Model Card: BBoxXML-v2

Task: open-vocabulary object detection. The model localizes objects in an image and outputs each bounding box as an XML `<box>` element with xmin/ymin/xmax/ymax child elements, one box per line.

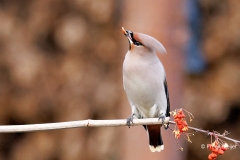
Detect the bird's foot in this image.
<box><xmin>158</xmin><ymin>114</ymin><xmax>169</xmax><ymax>130</ymax></box>
<box><xmin>158</xmin><ymin>114</ymin><xmax>166</xmax><ymax>123</ymax></box>
<box><xmin>126</xmin><ymin>114</ymin><xmax>135</xmax><ymax>128</ymax></box>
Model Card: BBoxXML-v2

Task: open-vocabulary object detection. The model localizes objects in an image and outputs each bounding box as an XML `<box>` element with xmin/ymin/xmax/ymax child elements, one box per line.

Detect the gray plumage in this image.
<box><xmin>122</xmin><ymin>27</ymin><xmax>170</xmax><ymax>152</ymax></box>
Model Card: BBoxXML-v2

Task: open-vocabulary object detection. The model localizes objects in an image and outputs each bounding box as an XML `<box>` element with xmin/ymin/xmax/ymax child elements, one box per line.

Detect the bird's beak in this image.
<box><xmin>122</xmin><ymin>27</ymin><xmax>127</xmax><ymax>35</ymax></box>
<box><xmin>122</xmin><ymin>27</ymin><xmax>133</xmax><ymax>42</ymax></box>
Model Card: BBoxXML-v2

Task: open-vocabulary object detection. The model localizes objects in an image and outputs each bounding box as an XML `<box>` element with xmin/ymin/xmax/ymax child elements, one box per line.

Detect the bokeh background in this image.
<box><xmin>0</xmin><ymin>0</ymin><xmax>239</xmax><ymax>160</ymax></box>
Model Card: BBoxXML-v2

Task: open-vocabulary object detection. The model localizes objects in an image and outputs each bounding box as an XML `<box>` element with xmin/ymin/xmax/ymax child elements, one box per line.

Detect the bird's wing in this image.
<box><xmin>164</xmin><ymin>78</ymin><xmax>170</xmax><ymax>117</ymax></box>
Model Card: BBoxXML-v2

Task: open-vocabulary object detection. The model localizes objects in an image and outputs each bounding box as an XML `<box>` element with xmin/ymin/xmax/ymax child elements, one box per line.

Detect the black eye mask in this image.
<box><xmin>126</xmin><ymin>30</ymin><xmax>143</xmax><ymax>46</ymax></box>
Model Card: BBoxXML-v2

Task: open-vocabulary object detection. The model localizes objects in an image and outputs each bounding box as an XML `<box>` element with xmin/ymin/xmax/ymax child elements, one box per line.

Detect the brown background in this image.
<box><xmin>0</xmin><ymin>0</ymin><xmax>239</xmax><ymax>160</ymax></box>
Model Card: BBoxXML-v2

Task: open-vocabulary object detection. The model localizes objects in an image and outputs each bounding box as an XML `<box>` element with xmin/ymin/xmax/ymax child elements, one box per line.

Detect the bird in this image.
<box><xmin>122</xmin><ymin>27</ymin><xmax>170</xmax><ymax>152</ymax></box>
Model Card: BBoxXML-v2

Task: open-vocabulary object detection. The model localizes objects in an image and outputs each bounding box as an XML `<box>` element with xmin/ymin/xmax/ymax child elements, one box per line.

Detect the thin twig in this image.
<box><xmin>168</xmin><ymin>121</ymin><xmax>240</xmax><ymax>145</ymax></box>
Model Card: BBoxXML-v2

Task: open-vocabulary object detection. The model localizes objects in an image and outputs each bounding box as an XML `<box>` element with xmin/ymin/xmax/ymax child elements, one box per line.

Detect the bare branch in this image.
<box><xmin>0</xmin><ymin>117</ymin><xmax>170</xmax><ymax>133</ymax></box>
<box><xmin>0</xmin><ymin>118</ymin><xmax>239</xmax><ymax>146</ymax></box>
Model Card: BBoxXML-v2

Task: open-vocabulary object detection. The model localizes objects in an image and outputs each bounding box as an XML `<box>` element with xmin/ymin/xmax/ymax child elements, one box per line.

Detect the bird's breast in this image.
<box><xmin>123</xmin><ymin>54</ymin><xmax>166</xmax><ymax>110</ymax></box>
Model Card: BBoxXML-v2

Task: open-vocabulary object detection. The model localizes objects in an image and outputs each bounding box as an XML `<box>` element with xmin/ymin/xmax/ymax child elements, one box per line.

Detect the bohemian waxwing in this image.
<box><xmin>122</xmin><ymin>27</ymin><xmax>170</xmax><ymax>152</ymax></box>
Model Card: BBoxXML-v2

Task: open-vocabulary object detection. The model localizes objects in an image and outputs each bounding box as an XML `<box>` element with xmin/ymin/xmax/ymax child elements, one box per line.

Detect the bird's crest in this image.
<box><xmin>133</xmin><ymin>32</ymin><xmax>167</xmax><ymax>55</ymax></box>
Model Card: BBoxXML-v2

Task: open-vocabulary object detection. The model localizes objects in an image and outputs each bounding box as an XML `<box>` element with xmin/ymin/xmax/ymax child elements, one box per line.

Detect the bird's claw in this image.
<box><xmin>126</xmin><ymin>114</ymin><xmax>134</xmax><ymax>128</ymax></box>
<box><xmin>163</xmin><ymin>122</ymin><xmax>169</xmax><ymax>130</ymax></box>
<box><xmin>158</xmin><ymin>114</ymin><xmax>169</xmax><ymax>130</ymax></box>
<box><xmin>158</xmin><ymin>114</ymin><xmax>166</xmax><ymax>123</ymax></box>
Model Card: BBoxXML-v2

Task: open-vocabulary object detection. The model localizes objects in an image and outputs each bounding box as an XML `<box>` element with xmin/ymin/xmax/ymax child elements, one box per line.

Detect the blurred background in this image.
<box><xmin>0</xmin><ymin>0</ymin><xmax>239</xmax><ymax>160</ymax></box>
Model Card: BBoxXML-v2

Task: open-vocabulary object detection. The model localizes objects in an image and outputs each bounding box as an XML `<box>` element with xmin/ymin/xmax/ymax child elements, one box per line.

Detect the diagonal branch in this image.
<box><xmin>168</xmin><ymin>121</ymin><xmax>240</xmax><ymax>145</ymax></box>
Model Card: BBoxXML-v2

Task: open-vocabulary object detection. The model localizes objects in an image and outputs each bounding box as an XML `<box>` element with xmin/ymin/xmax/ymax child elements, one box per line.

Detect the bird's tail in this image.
<box><xmin>146</xmin><ymin>125</ymin><xmax>164</xmax><ymax>152</ymax></box>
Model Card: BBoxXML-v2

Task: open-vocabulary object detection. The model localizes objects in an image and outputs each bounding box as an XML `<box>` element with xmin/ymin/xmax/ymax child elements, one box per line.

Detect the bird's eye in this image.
<box><xmin>134</xmin><ymin>41</ymin><xmax>143</xmax><ymax>46</ymax></box>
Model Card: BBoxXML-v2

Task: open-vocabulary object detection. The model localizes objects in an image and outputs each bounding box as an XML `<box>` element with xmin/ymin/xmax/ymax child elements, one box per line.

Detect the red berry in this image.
<box><xmin>211</xmin><ymin>147</ymin><xmax>218</xmax><ymax>153</ymax></box>
<box><xmin>208</xmin><ymin>144</ymin><xmax>213</xmax><ymax>150</ymax></box>
<box><xmin>208</xmin><ymin>154</ymin><xmax>213</xmax><ymax>160</ymax></box>
<box><xmin>208</xmin><ymin>153</ymin><xmax>217</xmax><ymax>160</ymax></box>
<box><xmin>210</xmin><ymin>152</ymin><xmax>217</xmax><ymax>158</ymax></box>
<box><xmin>221</xmin><ymin>143</ymin><xmax>228</xmax><ymax>151</ymax></box>
<box><xmin>218</xmin><ymin>149</ymin><xmax>224</xmax><ymax>155</ymax></box>
<box><xmin>175</xmin><ymin>119</ymin><xmax>182</xmax><ymax>125</ymax></box>
<box><xmin>221</xmin><ymin>146</ymin><xmax>227</xmax><ymax>151</ymax></box>
<box><xmin>177</xmin><ymin>113</ymin><xmax>186</xmax><ymax>118</ymax></box>
<box><xmin>183</xmin><ymin>121</ymin><xmax>188</xmax><ymax>126</ymax></box>
<box><xmin>178</xmin><ymin>124</ymin><xmax>183</xmax><ymax>129</ymax></box>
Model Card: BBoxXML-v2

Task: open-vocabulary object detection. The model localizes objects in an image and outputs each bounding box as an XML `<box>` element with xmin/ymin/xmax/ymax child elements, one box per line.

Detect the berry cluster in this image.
<box><xmin>207</xmin><ymin>141</ymin><xmax>228</xmax><ymax>160</ymax></box>
<box><xmin>170</xmin><ymin>108</ymin><xmax>234</xmax><ymax>159</ymax></box>
<box><xmin>172</xmin><ymin>109</ymin><xmax>189</xmax><ymax>138</ymax></box>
